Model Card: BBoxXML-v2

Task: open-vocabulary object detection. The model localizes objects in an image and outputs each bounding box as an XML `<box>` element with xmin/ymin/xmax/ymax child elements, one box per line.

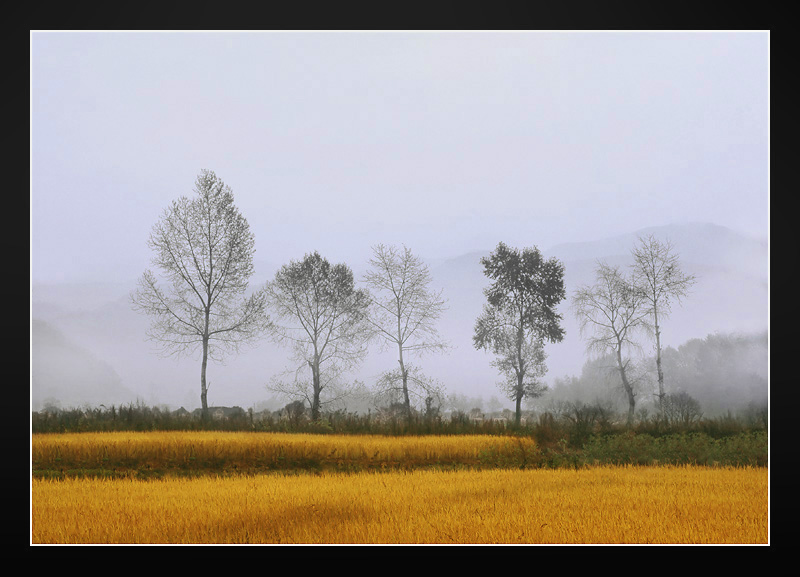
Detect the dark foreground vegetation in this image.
<box><xmin>31</xmin><ymin>401</ymin><xmax>768</xmax><ymax>472</ymax></box>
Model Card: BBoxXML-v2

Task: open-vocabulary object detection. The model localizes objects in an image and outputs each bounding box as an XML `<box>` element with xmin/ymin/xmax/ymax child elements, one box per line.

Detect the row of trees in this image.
<box><xmin>131</xmin><ymin>171</ymin><xmax>453</xmax><ymax>421</ymax></box>
<box><xmin>470</xmin><ymin>233</ymin><xmax>696</xmax><ymax>427</ymax></box>
<box><xmin>264</xmin><ymin>244</ymin><xmax>450</xmax><ymax>421</ymax></box>
<box><xmin>131</xmin><ymin>170</ymin><xmax>696</xmax><ymax>426</ymax></box>
<box><xmin>571</xmin><ymin>237</ymin><xmax>696</xmax><ymax>426</ymax></box>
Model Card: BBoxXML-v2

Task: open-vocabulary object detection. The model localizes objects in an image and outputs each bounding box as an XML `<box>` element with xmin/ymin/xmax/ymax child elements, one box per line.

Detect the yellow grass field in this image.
<box><xmin>32</xmin><ymin>463</ymin><xmax>768</xmax><ymax>544</ymax></box>
<box><xmin>32</xmin><ymin>431</ymin><xmax>539</xmax><ymax>472</ymax></box>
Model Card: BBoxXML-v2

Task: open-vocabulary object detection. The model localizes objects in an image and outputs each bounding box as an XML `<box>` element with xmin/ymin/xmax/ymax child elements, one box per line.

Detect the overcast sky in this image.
<box><xmin>31</xmin><ymin>31</ymin><xmax>769</xmax><ymax>284</ymax></box>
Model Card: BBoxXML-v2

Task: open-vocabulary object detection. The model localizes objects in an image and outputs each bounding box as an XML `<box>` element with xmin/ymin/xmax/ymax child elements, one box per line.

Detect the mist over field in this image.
<box><xmin>31</xmin><ymin>222</ymin><xmax>768</xmax><ymax>416</ymax></box>
<box><xmin>30</xmin><ymin>32</ymin><xmax>768</xmax><ymax>418</ymax></box>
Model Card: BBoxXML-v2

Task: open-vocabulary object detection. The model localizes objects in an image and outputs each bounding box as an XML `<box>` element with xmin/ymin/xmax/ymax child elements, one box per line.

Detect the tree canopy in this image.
<box><xmin>473</xmin><ymin>242</ymin><xmax>566</xmax><ymax>424</ymax></box>
<box><xmin>265</xmin><ymin>251</ymin><xmax>371</xmax><ymax>420</ymax></box>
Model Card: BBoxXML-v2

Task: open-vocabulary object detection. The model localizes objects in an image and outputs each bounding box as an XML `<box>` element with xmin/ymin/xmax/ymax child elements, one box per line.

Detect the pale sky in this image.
<box><xmin>31</xmin><ymin>31</ymin><xmax>769</xmax><ymax>284</ymax></box>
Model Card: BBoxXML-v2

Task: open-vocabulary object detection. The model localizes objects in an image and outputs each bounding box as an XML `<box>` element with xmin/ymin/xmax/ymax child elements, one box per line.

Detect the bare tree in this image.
<box><xmin>473</xmin><ymin>242</ymin><xmax>566</xmax><ymax>426</ymax></box>
<box><xmin>630</xmin><ymin>235</ymin><xmax>697</xmax><ymax>412</ymax></box>
<box><xmin>661</xmin><ymin>390</ymin><xmax>703</xmax><ymax>429</ymax></box>
<box><xmin>572</xmin><ymin>261</ymin><xmax>651</xmax><ymax>427</ymax></box>
<box><xmin>362</xmin><ymin>244</ymin><xmax>449</xmax><ymax>419</ymax></box>
<box><xmin>130</xmin><ymin>170</ymin><xmax>268</xmax><ymax>419</ymax></box>
<box><xmin>265</xmin><ymin>251</ymin><xmax>371</xmax><ymax>420</ymax></box>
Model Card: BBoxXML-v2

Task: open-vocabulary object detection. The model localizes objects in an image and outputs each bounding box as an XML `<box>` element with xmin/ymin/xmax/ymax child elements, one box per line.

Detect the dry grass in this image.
<box><xmin>32</xmin><ymin>464</ymin><xmax>767</xmax><ymax>544</ymax></box>
<box><xmin>32</xmin><ymin>431</ymin><xmax>537</xmax><ymax>473</ymax></box>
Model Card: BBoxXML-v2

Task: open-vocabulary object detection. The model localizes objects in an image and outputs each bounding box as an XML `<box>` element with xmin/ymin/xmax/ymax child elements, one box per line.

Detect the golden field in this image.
<box><xmin>31</xmin><ymin>432</ymin><xmax>768</xmax><ymax>544</ymax></box>
<box><xmin>32</xmin><ymin>465</ymin><xmax>767</xmax><ymax>544</ymax></box>
<box><xmin>32</xmin><ymin>431</ymin><xmax>538</xmax><ymax>473</ymax></box>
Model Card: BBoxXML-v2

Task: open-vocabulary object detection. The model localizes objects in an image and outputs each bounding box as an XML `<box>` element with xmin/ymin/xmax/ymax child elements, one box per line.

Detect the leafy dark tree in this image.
<box><xmin>265</xmin><ymin>252</ymin><xmax>371</xmax><ymax>420</ymax></box>
<box><xmin>362</xmin><ymin>244</ymin><xmax>449</xmax><ymax>420</ymax></box>
<box><xmin>630</xmin><ymin>235</ymin><xmax>696</xmax><ymax>412</ymax></box>
<box><xmin>282</xmin><ymin>400</ymin><xmax>308</xmax><ymax>427</ymax></box>
<box><xmin>473</xmin><ymin>242</ymin><xmax>566</xmax><ymax>425</ymax></box>
<box><xmin>572</xmin><ymin>262</ymin><xmax>651</xmax><ymax>427</ymax></box>
<box><xmin>130</xmin><ymin>170</ymin><xmax>268</xmax><ymax>419</ymax></box>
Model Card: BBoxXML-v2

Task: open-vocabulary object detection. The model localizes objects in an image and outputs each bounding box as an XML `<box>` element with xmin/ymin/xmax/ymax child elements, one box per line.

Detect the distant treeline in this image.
<box><xmin>545</xmin><ymin>330</ymin><xmax>768</xmax><ymax>419</ymax></box>
<box><xmin>30</xmin><ymin>401</ymin><xmax>767</xmax><ymax>471</ymax></box>
<box><xmin>31</xmin><ymin>398</ymin><xmax>767</xmax><ymax>443</ymax></box>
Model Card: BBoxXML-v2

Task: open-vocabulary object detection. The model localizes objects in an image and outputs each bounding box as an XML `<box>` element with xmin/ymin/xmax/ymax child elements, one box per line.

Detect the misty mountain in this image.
<box><xmin>545</xmin><ymin>222</ymin><xmax>767</xmax><ymax>278</ymax></box>
<box><xmin>30</xmin><ymin>222</ymin><xmax>768</xmax><ymax>412</ymax></box>
<box><xmin>31</xmin><ymin>319</ymin><xmax>138</xmax><ymax>410</ymax></box>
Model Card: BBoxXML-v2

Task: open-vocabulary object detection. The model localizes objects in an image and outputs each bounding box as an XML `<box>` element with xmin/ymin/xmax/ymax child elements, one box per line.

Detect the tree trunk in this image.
<box><xmin>398</xmin><ymin>345</ymin><xmax>411</xmax><ymax>421</ymax></box>
<box><xmin>310</xmin><ymin>357</ymin><xmax>321</xmax><ymax>421</ymax></box>
<box><xmin>616</xmin><ymin>345</ymin><xmax>635</xmax><ymax>427</ymax></box>
<box><xmin>515</xmin><ymin>322</ymin><xmax>524</xmax><ymax>426</ymax></box>
<box><xmin>397</xmin><ymin>304</ymin><xmax>412</xmax><ymax>421</ymax></box>
<box><xmin>653</xmin><ymin>305</ymin><xmax>665</xmax><ymax>413</ymax></box>
<box><xmin>200</xmin><ymin>304</ymin><xmax>211</xmax><ymax>420</ymax></box>
<box><xmin>200</xmin><ymin>335</ymin><xmax>209</xmax><ymax>420</ymax></box>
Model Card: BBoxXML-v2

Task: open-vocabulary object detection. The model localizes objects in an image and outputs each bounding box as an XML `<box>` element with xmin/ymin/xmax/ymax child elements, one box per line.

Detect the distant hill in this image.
<box><xmin>31</xmin><ymin>319</ymin><xmax>138</xmax><ymax>410</ymax></box>
<box><xmin>30</xmin><ymin>222</ymin><xmax>768</xmax><ymax>410</ymax></box>
<box><xmin>544</xmin><ymin>222</ymin><xmax>767</xmax><ymax>280</ymax></box>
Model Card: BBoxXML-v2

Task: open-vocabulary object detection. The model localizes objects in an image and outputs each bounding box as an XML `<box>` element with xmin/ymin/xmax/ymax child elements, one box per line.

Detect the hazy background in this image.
<box><xmin>30</xmin><ymin>31</ymin><xmax>769</xmax><ymax>414</ymax></box>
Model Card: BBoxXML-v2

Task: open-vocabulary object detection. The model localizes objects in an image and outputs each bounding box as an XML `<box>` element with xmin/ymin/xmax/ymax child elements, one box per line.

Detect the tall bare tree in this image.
<box><xmin>362</xmin><ymin>244</ymin><xmax>449</xmax><ymax>419</ymax></box>
<box><xmin>265</xmin><ymin>251</ymin><xmax>371</xmax><ymax>420</ymax></box>
<box><xmin>130</xmin><ymin>170</ymin><xmax>268</xmax><ymax>418</ymax></box>
<box><xmin>473</xmin><ymin>242</ymin><xmax>566</xmax><ymax>426</ymax></box>
<box><xmin>572</xmin><ymin>261</ymin><xmax>651</xmax><ymax>427</ymax></box>
<box><xmin>630</xmin><ymin>235</ymin><xmax>696</xmax><ymax>412</ymax></box>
